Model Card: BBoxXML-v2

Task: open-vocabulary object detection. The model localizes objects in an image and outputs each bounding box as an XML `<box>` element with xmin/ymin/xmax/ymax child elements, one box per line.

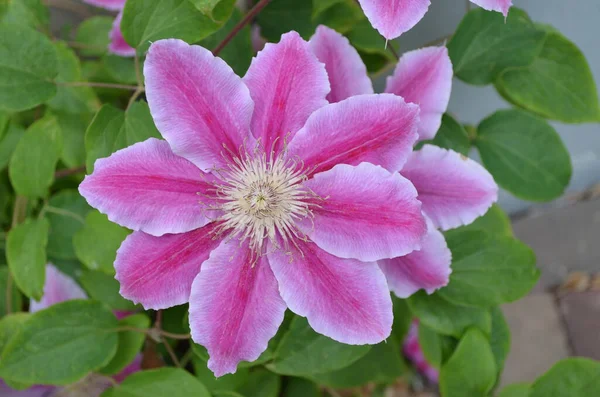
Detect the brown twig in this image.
<box><xmin>55</xmin><ymin>165</ymin><xmax>86</xmax><ymax>178</ymax></box>
<box><xmin>212</xmin><ymin>0</ymin><xmax>271</xmax><ymax>56</ymax></box>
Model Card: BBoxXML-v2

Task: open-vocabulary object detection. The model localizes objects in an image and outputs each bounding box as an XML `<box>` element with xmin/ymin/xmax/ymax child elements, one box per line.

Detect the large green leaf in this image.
<box><xmin>257</xmin><ymin>0</ymin><xmax>314</xmax><ymax>41</ymax></box>
<box><xmin>498</xmin><ymin>383</ymin><xmax>531</xmax><ymax>397</ymax></box>
<box><xmin>0</xmin><ymin>122</ymin><xmax>24</xmax><ymax>171</ymax></box>
<box><xmin>346</xmin><ymin>19</ymin><xmax>393</xmax><ymax>73</ymax></box>
<box><xmin>102</xmin><ymin>368</ymin><xmax>211</xmax><ymax>397</ymax></box>
<box><xmin>9</xmin><ymin>114</ymin><xmax>62</xmax><ymax>198</ymax></box>
<box><xmin>193</xmin><ymin>357</ymin><xmax>250</xmax><ymax>392</ymax></box>
<box><xmin>438</xmin><ymin>231</ymin><xmax>539</xmax><ymax>307</ymax></box>
<box><xmin>448</xmin><ymin>8</ymin><xmax>546</xmax><ymax>85</ymax></box>
<box><xmin>408</xmin><ymin>291</ymin><xmax>491</xmax><ymax>338</ymax></box>
<box><xmin>475</xmin><ymin>109</ymin><xmax>572</xmax><ymax>201</ymax></box>
<box><xmin>456</xmin><ymin>204</ymin><xmax>512</xmax><ymax>236</ymax></box>
<box><xmin>85</xmin><ymin>104</ymin><xmax>125</xmax><ymax>173</ymax></box>
<box><xmin>0</xmin><ymin>267</ymin><xmax>23</xmax><ymax>316</ymax></box>
<box><xmin>6</xmin><ymin>218</ymin><xmax>49</xmax><ymax>300</ymax></box>
<box><xmin>313</xmin><ymin>0</ymin><xmax>363</xmax><ymax>34</ymax></box>
<box><xmin>1</xmin><ymin>0</ymin><xmax>49</xmax><ymax>31</ymax></box>
<box><xmin>0</xmin><ymin>300</ymin><xmax>118</xmax><ymax>385</ymax></box>
<box><xmin>124</xmin><ymin>101</ymin><xmax>162</xmax><ymax>143</ymax></box>
<box><xmin>529</xmin><ymin>358</ymin><xmax>600</xmax><ymax>397</ymax></box>
<box><xmin>45</xmin><ymin>190</ymin><xmax>90</xmax><ymax>259</ymax></box>
<box><xmin>423</xmin><ymin>113</ymin><xmax>471</xmax><ymax>156</ymax></box>
<box><xmin>79</xmin><ymin>270</ymin><xmax>137</xmax><ymax>311</ymax></box>
<box><xmin>100</xmin><ymin>313</ymin><xmax>150</xmax><ymax>376</ymax></box>
<box><xmin>74</xmin><ymin>16</ymin><xmax>113</xmax><ymax>57</ymax></box>
<box><xmin>267</xmin><ymin>316</ymin><xmax>371</xmax><ymax>376</ymax></box>
<box><xmin>439</xmin><ymin>328</ymin><xmax>497</xmax><ymax>397</ymax></box>
<box><xmin>236</xmin><ymin>368</ymin><xmax>281</xmax><ymax>397</ymax></box>
<box><xmin>52</xmin><ymin>110</ymin><xmax>92</xmax><ymax>168</ymax></box>
<box><xmin>0</xmin><ymin>312</ymin><xmax>29</xmax><ymax>354</ymax></box>
<box><xmin>282</xmin><ymin>378</ymin><xmax>321</xmax><ymax>397</ymax></box>
<box><xmin>121</xmin><ymin>0</ymin><xmax>221</xmax><ymax>51</ymax></box>
<box><xmin>489</xmin><ymin>306</ymin><xmax>511</xmax><ymax>373</ymax></box>
<box><xmin>189</xmin><ymin>0</ymin><xmax>236</xmax><ymax>22</ymax></box>
<box><xmin>0</xmin><ymin>23</ymin><xmax>57</xmax><ymax>111</ymax></box>
<box><xmin>496</xmin><ymin>32</ymin><xmax>600</xmax><ymax>123</ymax></box>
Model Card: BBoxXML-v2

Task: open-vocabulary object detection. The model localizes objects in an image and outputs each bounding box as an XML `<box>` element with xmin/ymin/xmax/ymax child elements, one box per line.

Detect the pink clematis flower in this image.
<box><xmin>79</xmin><ymin>31</ymin><xmax>432</xmax><ymax>376</ymax></box>
<box><xmin>309</xmin><ymin>26</ymin><xmax>497</xmax><ymax>298</ymax></box>
<box><xmin>83</xmin><ymin>0</ymin><xmax>135</xmax><ymax>57</ymax></box>
<box><xmin>357</xmin><ymin>0</ymin><xmax>513</xmax><ymax>40</ymax></box>
<box><xmin>0</xmin><ymin>264</ymin><xmax>141</xmax><ymax>397</ymax></box>
<box><xmin>403</xmin><ymin>320</ymin><xmax>439</xmax><ymax>383</ymax></box>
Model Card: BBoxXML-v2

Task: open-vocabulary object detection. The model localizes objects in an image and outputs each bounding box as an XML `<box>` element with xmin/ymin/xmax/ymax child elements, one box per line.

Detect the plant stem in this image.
<box><xmin>212</xmin><ymin>0</ymin><xmax>271</xmax><ymax>56</ymax></box>
<box><xmin>42</xmin><ymin>206</ymin><xmax>86</xmax><ymax>224</ymax></box>
<box><xmin>55</xmin><ymin>165</ymin><xmax>86</xmax><ymax>179</ymax></box>
<box><xmin>127</xmin><ymin>87</ymin><xmax>145</xmax><ymax>109</ymax></box>
<box><xmin>387</xmin><ymin>40</ymin><xmax>400</xmax><ymax>60</ymax></box>
<box><xmin>57</xmin><ymin>81</ymin><xmax>140</xmax><ymax>91</ymax></box>
<box><xmin>161</xmin><ymin>336</ymin><xmax>182</xmax><ymax>368</ymax></box>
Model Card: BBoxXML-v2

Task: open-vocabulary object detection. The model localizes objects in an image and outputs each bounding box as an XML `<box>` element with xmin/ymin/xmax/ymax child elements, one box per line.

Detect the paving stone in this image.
<box><xmin>500</xmin><ymin>294</ymin><xmax>570</xmax><ymax>386</ymax></box>
<box><xmin>558</xmin><ymin>291</ymin><xmax>600</xmax><ymax>360</ymax></box>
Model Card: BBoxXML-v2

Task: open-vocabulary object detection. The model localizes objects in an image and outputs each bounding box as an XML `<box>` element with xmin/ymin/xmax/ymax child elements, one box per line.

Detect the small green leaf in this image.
<box><xmin>282</xmin><ymin>378</ymin><xmax>321</xmax><ymax>397</ymax></box>
<box><xmin>101</xmin><ymin>368</ymin><xmax>211</xmax><ymax>397</ymax></box>
<box><xmin>103</xmin><ymin>54</ymin><xmax>138</xmax><ymax>85</ymax></box>
<box><xmin>236</xmin><ymin>368</ymin><xmax>281</xmax><ymax>397</ymax></box>
<box><xmin>9</xmin><ymin>114</ymin><xmax>62</xmax><ymax>198</ymax></box>
<box><xmin>448</xmin><ymin>8</ymin><xmax>546</xmax><ymax>85</ymax></box>
<box><xmin>309</xmin><ymin>338</ymin><xmax>405</xmax><ymax>388</ymax></box>
<box><xmin>408</xmin><ymin>291</ymin><xmax>491</xmax><ymax>338</ymax></box>
<box><xmin>73</xmin><ymin>211</ymin><xmax>130</xmax><ymax>274</ymax></box>
<box><xmin>0</xmin><ymin>122</ymin><xmax>24</xmax><ymax>171</ymax></box>
<box><xmin>418</xmin><ymin>322</ymin><xmax>442</xmax><ymax>369</ymax></box>
<box><xmin>475</xmin><ymin>109</ymin><xmax>572</xmax><ymax>201</ymax></box>
<box><xmin>0</xmin><ymin>272</ymin><xmax>24</xmax><ymax>321</ymax></box>
<box><xmin>79</xmin><ymin>270</ymin><xmax>137</xmax><ymax>311</ymax></box>
<box><xmin>125</xmin><ymin>101</ymin><xmax>162</xmax><ymax>144</ymax></box>
<box><xmin>529</xmin><ymin>358</ymin><xmax>600</xmax><ymax>397</ymax></box>
<box><xmin>438</xmin><ymin>231</ymin><xmax>539</xmax><ymax>307</ymax></box>
<box><xmin>100</xmin><ymin>313</ymin><xmax>150</xmax><ymax>376</ymax></box>
<box><xmin>455</xmin><ymin>204</ymin><xmax>512</xmax><ymax>236</ymax></box>
<box><xmin>85</xmin><ymin>104</ymin><xmax>125</xmax><ymax>173</ymax></box>
<box><xmin>0</xmin><ymin>300</ymin><xmax>118</xmax><ymax>385</ymax></box>
<box><xmin>257</xmin><ymin>0</ymin><xmax>314</xmax><ymax>41</ymax></box>
<box><xmin>45</xmin><ymin>190</ymin><xmax>90</xmax><ymax>259</ymax></box>
<box><xmin>75</xmin><ymin>16</ymin><xmax>113</xmax><ymax>57</ymax></box>
<box><xmin>496</xmin><ymin>32</ymin><xmax>600</xmax><ymax>123</ymax></box>
<box><xmin>440</xmin><ymin>328</ymin><xmax>497</xmax><ymax>397</ymax></box>
<box><xmin>489</xmin><ymin>307</ymin><xmax>511</xmax><ymax>374</ymax></box>
<box><xmin>121</xmin><ymin>0</ymin><xmax>222</xmax><ymax>52</ymax></box>
<box><xmin>52</xmin><ymin>110</ymin><xmax>92</xmax><ymax>168</ymax></box>
<box><xmin>6</xmin><ymin>218</ymin><xmax>49</xmax><ymax>300</ymax></box>
<box><xmin>498</xmin><ymin>383</ymin><xmax>531</xmax><ymax>397</ymax></box>
<box><xmin>424</xmin><ymin>113</ymin><xmax>471</xmax><ymax>156</ymax></box>
<box><xmin>267</xmin><ymin>316</ymin><xmax>371</xmax><ymax>376</ymax></box>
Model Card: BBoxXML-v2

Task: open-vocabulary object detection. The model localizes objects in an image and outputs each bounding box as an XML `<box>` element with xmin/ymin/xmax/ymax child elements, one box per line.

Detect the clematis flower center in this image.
<box><xmin>211</xmin><ymin>151</ymin><xmax>317</xmax><ymax>255</ymax></box>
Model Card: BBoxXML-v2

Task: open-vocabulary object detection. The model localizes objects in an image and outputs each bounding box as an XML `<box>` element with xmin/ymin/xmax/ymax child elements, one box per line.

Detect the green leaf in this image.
<box><xmin>0</xmin><ymin>270</ymin><xmax>23</xmax><ymax>319</ymax></box>
<box><xmin>199</xmin><ymin>8</ymin><xmax>253</xmax><ymax>76</ymax></box>
<box><xmin>418</xmin><ymin>322</ymin><xmax>442</xmax><ymax>369</ymax></box>
<box><xmin>282</xmin><ymin>378</ymin><xmax>321</xmax><ymax>397</ymax></box>
<box><xmin>100</xmin><ymin>313</ymin><xmax>150</xmax><ymax>376</ymax></box>
<box><xmin>498</xmin><ymin>383</ymin><xmax>531</xmax><ymax>397</ymax></box>
<box><xmin>489</xmin><ymin>307</ymin><xmax>510</xmax><ymax>373</ymax></box>
<box><xmin>408</xmin><ymin>291</ymin><xmax>491</xmax><ymax>338</ymax></box>
<box><xmin>1</xmin><ymin>0</ymin><xmax>49</xmax><ymax>31</ymax></box>
<box><xmin>0</xmin><ymin>300</ymin><xmax>118</xmax><ymax>385</ymax></box>
<box><xmin>103</xmin><ymin>54</ymin><xmax>138</xmax><ymax>85</ymax></box>
<box><xmin>313</xmin><ymin>0</ymin><xmax>363</xmax><ymax>34</ymax></box>
<box><xmin>0</xmin><ymin>122</ymin><xmax>24</xmax><ymax>171</ymax></box>
<box><xmin>267</xmin><ymin>316</ymin><xmax>371</xmax><ymax>376</ymax></box>
<box><xmin>0</xmin><ymin>23</ymin><xmax>57</xmax><ymax>111</ymax></box>
<box><xmin>529</xmin><ymin>358</ymin><xmax>600</xmax><ymax>397</ymax></box>
<box><xmin>257</xmin><ymin>0</ymin><xmax>314</xmax><ymax>41</ymax></box>
<box><xmin>121</xmin><ymin>0</ymin><xmax>221</xmax><ymax>52</ymax></box>
<box><xmin>0</xmin><ymin>109</ymin><xmax>9</xmax><ymax>141</ymax></box>
<box><xmin>74</xmin><ymin>211</ymin><xmax>130</xmax><ymax>274</ymax></box>
<box><xmin>79</xmin><ymin>270</ymin><xmax>137</xmax><ymax>311</ymax></box>
<box><xmin>424</xmin><ymin>114</ymin><xmax>471</xmax><ymax>156</ymax></box>
<box><xmin>52</xmin><ymin>110</ymin><xmax>92</xmax><ymax>168</ymax></box>
<box><xmin>346</xmin><ymin>19</ymin><xmax>393</xmax><ymax>73</ymax></box>
<box><xmin>214</xmin><ymin>393</ymin><xmax>245</xmax><ymax>397</ymax></box>
<box><xmin>496</xmin><ymin>32</ymin><xmax>600</xmax><ymax>123</ymax></box>
<box><xmin>125</xmin><ymin>101</ymin><xmax>162</xmax><ymax>144</ymax></box>
<box><xmin>0</xmin><ymin>312</ymin><xmax>29</xmax><ymax>354</ymax></box>
<box><xmin>456</xmin><ymin>204</ymin><xmax>512</xmax><ymax>236</ymax></box>
<box><xmin>6</xmin><ymin>218</ymin><xmax>49</xmax><ymax>300</ymax></box>
<box><xmin>439</xmin><ymin>328</ymin><xmax>497</xmax><ymax>397</ymax></box>
<box><xmin>189</xmin><ymin>0</ymin><xmax>236</xmax><ymax>22</ymax></box>
<box><xmin>75</xmin><ymin>16</ymin><xmax>113</xmax><ymax>57</ymax></box>
<box><xmin>309</xmin><ymin>338</ymin><xmax>405</xmax><ymax>388</ymax></box>
<box><xmin>45</xmin><ymin>190</ymin><xmax>90</xmax><ymax>259</ymax></box>
<box><xmin>85</xmin><ymin>104</ymin><xmax>125</xmax><ymax>173</ymax></box>
<box><xmin>192</xmin><ymin>341</ymin><xmax>273</xmax><ymax>370</ymax></box>
<box><xmin>438</xmin><ymin>231</ymin><xmax>539</xmax><ymax>307</ymax></box>
<box><xmin>236</xmin><ymin>368</ymin><xmax>281</xmax><ymax>397</ymax></box>
<box><xmin>9</xmin><ymin>114</ymin><xmax>62</xmax><ymax>198</ymax></box>
<box><xmin>391</xmin><ymin>296</ymin><xmax>413</xmax><ymax>345</ymax></box>
<box><xmin>475</xmin><ymin>109</ymin><xmax>572</xmax><ymax>201</ymax></box>
<box><xmin>193</xmin><ymin>357</ymin><xmax>250</xmax><ymax>392</ymax></box>
<box><xmin>101</xmin><ymin>368</ymin><xmax>211</xmax><ymax>397</ymax></box>
<box><xmin>312</xmin><ymin>0</ymin><xmax>345</xmax><ymax>16</ymax></box>
<box><xmin>448</xmin><ymin>8</ymin><xmax>546</xmax><ymax>85</ymax></box>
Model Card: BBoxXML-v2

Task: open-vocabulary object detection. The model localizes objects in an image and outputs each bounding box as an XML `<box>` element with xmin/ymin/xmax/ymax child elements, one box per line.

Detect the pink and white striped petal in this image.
<box><xmin>80</xmin><ymin>139</ymin><xmax>219</xmax><ymax>236</ymax></box>
<box><xmin>357</xmin><ymin>0</ymin><xmax>431</xmax><ymax>40</ymax></box>
<box><xmin>401</xmin><ymin>145</ymin><xmax>498</xmax><ymax>231</ymax></box>
<box><xmin>470</xmin><ymin>0</ymin><xmax>512</xmax><ymax>17</ymax></box>
<box><xmin>189</xmin><ymin>241</ymin><xmax>286</xmax><ymax>377</ymax></box>
<box><xmin>243</xmin><ymin>31</ymin><xmax>329</xmax><ymax>155</ymax></box>
<box><xmin>301</xmin><ymin>162</ymin><xmax>426</xmax><ymax>262</ymax></box>
<box><xmin>29</xmin><ymin>264</ymin><xmax>87</xmax><ymax>313</ymax></box>
<box><xmin>309</xmin><ymin>25</ymin><xmax>373</xmax><ymax>103</ymax></box>
<box><xmin>144</xmin><ymin>39</ymin><xmax>255</xmax><ymax>171</ymax></box>
<box><xmin>108</xmin><ymin>11</ymin><xmax>136</xmax><ymax>57</ymax></box>
<box><xmin>82</xmin><ymin>0</ymin><xmax>126</xmax><ymax>11</ymax></box>
<box><xmin>287</xmin><ymin>94</ymin><xmax>419</xmax><ymax>176</ymax></box>
<box><xmin>114</xmin><ymin>223</ymin><xmax>222</xmax><ymax>310</ymax></box>
<box><xmin>378</xmin><ymin>220</ymin><xmax>451</xmax><ymax>298</ymax></box>
<box><xmin>268</xmin><ymin>239</ymin><xmax>392</xmax><ymax>345</ymax></box>
<box><xmin>385</xmin><ymin>46</ymin><xmax>453</xmax><ymax>140</ymax></box>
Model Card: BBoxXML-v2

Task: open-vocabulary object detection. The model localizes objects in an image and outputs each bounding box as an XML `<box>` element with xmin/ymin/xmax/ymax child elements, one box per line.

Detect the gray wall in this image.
<box><xmin>375</xmin><ymin>0</ymin><xmax>600</xmax><ymax>214</ymax></box>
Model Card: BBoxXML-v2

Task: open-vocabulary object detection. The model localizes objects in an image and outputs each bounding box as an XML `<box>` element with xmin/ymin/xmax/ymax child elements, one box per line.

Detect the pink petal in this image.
<box><xmin>470</xmin><ymin>0</ymin><xmax>512</xmax><ymax>17</ymax></box>
<box><xmin>82</xmin><ymin>0</ymin><xmax>126</xmax><ymax>11</ymax></box>
<box><xmin>287</xmin><ymin>94</ymin><xmax>419</xmax><ymax>176</ymax></box>
<box><xmin>243</xmin><ymin>31</ymin><xmax>329</xmax><ymax>156</ymax></box>
<box><xmin>378</xmin><ymin>220</ymin><xmax>451</xmax><ymax>298</ymax></box>
<box><xmin>385</xmin><ymin>46</ymin><xmax>453</xmax><ymax>141</ymax></box>
<box><xmin>301</xmin><ymin>162</ymin><xmax>426</xmax><ymax>262</ymax></box>
<box><xmin>144</xmin><ymin>39</ymin><xmax>254</xmax><ymax>171</ymax></box>
<box><xmin>357</xmin><ymin>0</ymin><xmax>431</xmax><ymax>40</ymax></box>
<box><xmin>108</xmin><ymin>11</ymin><xmax>136</xmax><ymax>57</ymax></box>
<box><xmin>80</xmin><ymin>138</ymin><xmax>219</xmax><ymax>237</ymax></box>
<box><xmin>309</xmin><ymin>25</ymin><xmax>373</xmax><ymax>103</ymax></box>
<box><xmin>189</xmin><ymin>241</ymin><xmax>286</xmax><ymax>377</ymax></box>
<box><xmin>112</xmin><ymin>354</ymin><xmax>142</xmax><ymax>383</ymax></box>
<box><xmin>401</xmin><ymin>145</ymin><xmax>498</xmax><ymax>230</ymax></box>
<box><xmin>268</xmin><ymin>239</ymin><xmax>392</xmax><ymax>345</ymax></box>
<box><xmin>29</xmin><ymin>264</ymin><xmax>87</xmax><ymax>313</ymax></box>
<box><xmin>115</xmin><ymin>223</ymin><xmax>222</xmax><ymax>310</ymax></box>
<box><xmin>0</xmin><ymin>382</ymin><xmax>54</xmax><ymax>397</ymax></box>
